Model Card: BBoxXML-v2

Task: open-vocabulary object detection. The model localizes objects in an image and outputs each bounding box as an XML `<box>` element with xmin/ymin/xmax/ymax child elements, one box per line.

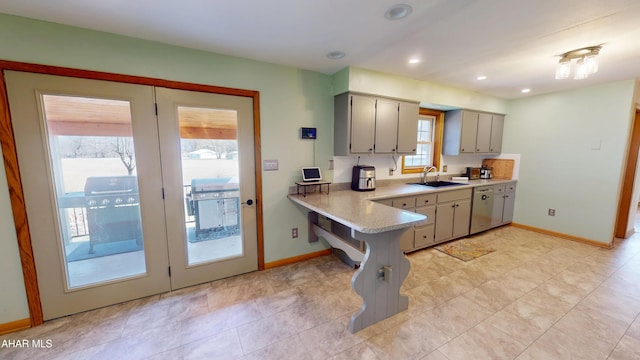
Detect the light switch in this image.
<box><xmin>263</xmin><ymin>159</ymin><xmax>278</xmax><ymax>171</ymax></box>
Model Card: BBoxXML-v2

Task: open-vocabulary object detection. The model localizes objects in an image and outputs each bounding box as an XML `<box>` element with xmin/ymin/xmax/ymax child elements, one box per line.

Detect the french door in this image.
<box><xmin>156</xmin><ymin>88</ymin><xmax>258</xmax><ymax>289</ymax></box>
<box><xmin>4</xmin><ymin>71</ymin><xmax>258</xmax><ymax>320</ymax></box>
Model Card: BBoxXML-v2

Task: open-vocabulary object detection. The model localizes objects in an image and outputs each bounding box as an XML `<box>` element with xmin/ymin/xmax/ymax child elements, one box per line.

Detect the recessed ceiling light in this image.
<box><xmin>521</xmin><ymin>88</ymin><xmax>531</xmax><ymax>93</ymax></box>
<box><xmin>384</xmin><ymin>4</ymin><xmax>413</xmax><ymax>20</ymax></box>
<box><xmin>408</xmin><ymin>58</ymin><xmax>420</xmax><ymax>64</ymax></box>
<box><xmin>326</xmin><ymin>51</ymin><xmax>346</xmax><ymax>60</ymax></box>
<box><xmin>476</xmin><ymin>75</ymin><xmax>487</xmax><ymax>80</ymax></box>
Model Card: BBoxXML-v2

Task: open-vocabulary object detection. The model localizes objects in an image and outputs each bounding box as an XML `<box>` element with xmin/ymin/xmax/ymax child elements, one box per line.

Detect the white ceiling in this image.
<box><xmin>2</xmin><ymin>0</ymin><xmax>640</xmax><ymax>99</ymax></box>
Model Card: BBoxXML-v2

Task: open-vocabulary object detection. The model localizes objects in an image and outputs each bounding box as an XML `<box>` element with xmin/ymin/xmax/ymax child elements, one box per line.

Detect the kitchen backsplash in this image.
<box><xmin>333</xmin><ymin>154</ymin><xmax>520</xmax><ymax>183</ymax></box>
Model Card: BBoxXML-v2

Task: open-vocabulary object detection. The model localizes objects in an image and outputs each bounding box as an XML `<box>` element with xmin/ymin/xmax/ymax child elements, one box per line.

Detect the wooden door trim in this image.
<box><xmin>615</xmin><ymin>109</ymin><xmax>640</xmax><ymax>239</ymax></box>
<box><xmin>0</xmin><ymin>60</ymin><xmax>265</xmax><ymax>328</ymax></box>
<box><xmin>0</xmin><ymin>70</ymin><xmax>43</xmax><ymax>326</ymax></box>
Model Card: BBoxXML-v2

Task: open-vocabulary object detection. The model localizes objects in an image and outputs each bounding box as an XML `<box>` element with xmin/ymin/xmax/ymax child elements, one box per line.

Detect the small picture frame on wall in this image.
<box><xmin>301</xmin><ymin>127</ymin><xmax>317</xmax><ymax>139</ymax></box>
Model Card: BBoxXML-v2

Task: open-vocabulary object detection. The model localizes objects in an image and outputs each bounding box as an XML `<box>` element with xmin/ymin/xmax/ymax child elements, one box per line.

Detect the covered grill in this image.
<box><xmin>186</xmin><ymin>178</ymin><xmax>240</xmax><ymax>241</ymax></box>
<box><xmin>84</xmin><ymin>176</ymin><xmax>142</xmax><ymax>253</ymax></box>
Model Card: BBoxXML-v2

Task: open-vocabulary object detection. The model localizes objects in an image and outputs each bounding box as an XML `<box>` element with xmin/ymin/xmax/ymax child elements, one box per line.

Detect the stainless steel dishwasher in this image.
<box><xmin>470</xmin><ymin>185</ymin><xmax>494</xmax><ymax>234</ymax></box>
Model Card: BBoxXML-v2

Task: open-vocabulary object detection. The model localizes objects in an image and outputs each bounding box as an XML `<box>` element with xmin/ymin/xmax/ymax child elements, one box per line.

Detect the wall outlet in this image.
<box><xmin>443</xmin><ymin>165</ymin><xmax>448</xmax><ymax>172</ymax></box>
<box><xmin>292</xmin><ymin>227</ymin><xmax>298</xmax><ymax>238</ymax></box>
<box><xmin>328</xmin><ymin>159</ymin><xmax>334</xmax><ymax>170</ymax></box>
<box><xmin>548</xmin><ymin>208</ymin><xmax>556</xmax><ymax>216</ymax></box>
<box><xmin>389</xmin><ymin>168</ymin><xmax>394</xmax><ymax>176</ymax></box>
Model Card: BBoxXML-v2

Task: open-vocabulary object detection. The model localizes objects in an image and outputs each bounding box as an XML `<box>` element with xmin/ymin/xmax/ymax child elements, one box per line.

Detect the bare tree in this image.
<box><xmin>112</xmin><ymin>137</ymin><xmax>136</xmax><ymax>175</ymax></box>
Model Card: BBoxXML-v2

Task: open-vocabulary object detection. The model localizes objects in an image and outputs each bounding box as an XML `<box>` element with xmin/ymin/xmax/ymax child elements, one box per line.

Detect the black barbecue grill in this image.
<box><xmin>186</xmin><ymin>178</ymin><xmax>240</xmax><ymax>241</ymax></box>
<box><xmin>84</xmin><ymin>176</ymin><xmax>142</xmax><ymax>254</ymax></box>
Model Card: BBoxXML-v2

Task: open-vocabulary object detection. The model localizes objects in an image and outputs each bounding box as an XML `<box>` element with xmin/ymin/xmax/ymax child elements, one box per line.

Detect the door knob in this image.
<box><xmin>243</xmin><ymin>199</ymin><xmax>254</xmax><ymax>205</ymax></box>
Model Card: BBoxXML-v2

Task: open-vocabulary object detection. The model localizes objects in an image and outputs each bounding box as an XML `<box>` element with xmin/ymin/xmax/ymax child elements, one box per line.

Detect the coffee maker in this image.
<box><xmin>351</xmin><ymin>165</ymin><xmax>376</xmax><ymax>191</ymax></box>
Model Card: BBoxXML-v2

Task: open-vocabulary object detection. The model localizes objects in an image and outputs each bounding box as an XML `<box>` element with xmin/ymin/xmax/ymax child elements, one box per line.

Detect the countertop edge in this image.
<box><xmin>288</xmin><ymin>179</ymin><xmax>516</xmax><ymax>234</ymax></box>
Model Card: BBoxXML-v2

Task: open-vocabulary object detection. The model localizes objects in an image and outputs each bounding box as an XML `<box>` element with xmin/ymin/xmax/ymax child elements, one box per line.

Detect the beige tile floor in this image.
<box><xmin>3</xmin><ymin>225</ymin><xmax>640</xmax><ymax>359</ymax></box>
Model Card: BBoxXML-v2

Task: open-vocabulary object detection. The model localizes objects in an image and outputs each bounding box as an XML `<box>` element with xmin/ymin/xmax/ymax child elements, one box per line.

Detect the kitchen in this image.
<box><xmin>1</xmin><ymin>1</ymin><xmax>640</xmax><ymax>357</ymax></box>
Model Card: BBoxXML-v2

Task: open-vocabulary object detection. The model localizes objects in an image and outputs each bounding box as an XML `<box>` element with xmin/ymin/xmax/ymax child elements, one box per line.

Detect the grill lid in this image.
<box><xmin>84</xmin><ymin>176</ymin><xmax>139</xmax><ymax>196</ymax></box>
<box><xmin>191</xmin><ymin>178</ymin><xmax>238</xmax><ymax>193</ymax></box>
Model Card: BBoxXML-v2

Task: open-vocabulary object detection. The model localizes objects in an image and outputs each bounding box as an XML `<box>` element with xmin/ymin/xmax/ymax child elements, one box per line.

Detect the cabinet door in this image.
<box><xmin>452</xmin><ymin>199</ymin><xmax>471</xmax><ymax>238</ymax></box>
<box><xmin>489</xmin><ymin>114</ymin><xmax>504</xmax><ymax>153</ymax></box>
<box><xmin>491</xmin><ymin>194</ymin><xmax>506</xmax><ymax>227</ymax></box>
<box><xmin>350</xmin><ymin>95</ymin><xmax>376</xmax><ymax>153</ymax></box>
<box><xmin>476</xmin><ymin>113</ymin><xmax>492</xmax><ymax>153</ymax></box>
<box><xmin>400</xmin><ymin>227</ymin><xmax>415</xmax><ymax>252</ymax></box>
<box><xmin>435</xmin><ymin>202</ymin><xmax>455</xmax><ymax>242</ymax></box>
<box><xmin>460</xmin><ymin>111</ymin><xmax>479</xmax><ymax>153</ymax></box>
<box><xmin>414</xmin><ymin>225</ymin><xmax>435</xmax><ymax>248</ymax></box>
<box><xmin>374</xmin><ymin>99</ymin><xmax>399</xmax><ymax>154</ymax></box>
<box><xmin>502</xmin><ymin>192</ymin><xmax>516</xmax><ymax>224</ymax></box>
<box><xmin>415</xmin><ymin>205</ymin><xmax>435</xmax><ymax>226</ymax></box>
<box><xmin>396</xmin><ymin>101</ymin><xmax>419</xmax><ymax>154</ymax></box>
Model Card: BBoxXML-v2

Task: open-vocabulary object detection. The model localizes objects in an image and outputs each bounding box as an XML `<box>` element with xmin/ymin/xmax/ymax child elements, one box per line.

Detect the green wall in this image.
<box><xmin>0</xmin><ymin>13</ymin><xmax>334</xmax><ymax>324</ymax></box>
<box><xmin>505</xmin><ymin>80</ymin><xmax>637</xmax><ymax>243</ymax></box>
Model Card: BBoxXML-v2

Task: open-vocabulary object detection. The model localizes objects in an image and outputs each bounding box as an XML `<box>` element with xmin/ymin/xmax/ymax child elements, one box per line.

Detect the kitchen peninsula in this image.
<box><xmin>288</xmin><ymin>186</ymin><xmax>425</xmax><ymax>333</ymax></box>
<box><xmin>288</xmin><ymin>179</ymin><xmax>517</xmax><ymax>333</ymax></box>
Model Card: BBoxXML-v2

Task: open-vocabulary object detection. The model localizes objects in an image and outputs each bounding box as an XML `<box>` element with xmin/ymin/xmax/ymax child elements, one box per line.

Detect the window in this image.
<box><xmin>402</xmin><ymin>108</ymin><xmax>443</xmax><ymax>173</ymax></box>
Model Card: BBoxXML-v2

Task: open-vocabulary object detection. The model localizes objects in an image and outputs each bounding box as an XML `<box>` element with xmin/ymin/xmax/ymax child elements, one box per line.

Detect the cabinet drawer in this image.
<box><xmin>392</xmin><ymin>196</ymin><xmax>416</xmax><ymax>210</ymax></box>
<box><xmin>416</xmin><ymin>194</ymin><xmax>436</xmax><ymax>207</ymax></box>
<box><xmin>414</xmin><ymin>225</ymin><xmax>435</xmax><ymax>248</ymax></box>
<box><xmin>494</xmin><ymin>184</ymin><xmax>505</xmax><ymax>193</ymax></box>
<box><xmin>375</xmin><ymin>198</ymin><xmax>393</xmax><ymax>207</ymax></box>
<box><xmin>415</xmin><ymin>205</ymin><xmax>435</xmax><ymax>226</ymax></box>
<box><xmin>437</xmin><ymin>188</ymin><xmax>472</xmax><ymax>203</ymax></box>
<box><xmin>506</xmin><ymin>182</ymin><xmax>517</xmax><ymax>192</ymax></box>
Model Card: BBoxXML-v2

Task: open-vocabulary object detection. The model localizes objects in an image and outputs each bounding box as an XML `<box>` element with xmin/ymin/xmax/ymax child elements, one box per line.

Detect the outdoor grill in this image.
<box><xmin>84</xmin><ymin>176</ymin><xmax>142</xmax><ymax>254</ymax></box>
<box><xmin>186</xmin><ymin>178</ymin><xmax>240</xmax><ymax>241</ymax></box>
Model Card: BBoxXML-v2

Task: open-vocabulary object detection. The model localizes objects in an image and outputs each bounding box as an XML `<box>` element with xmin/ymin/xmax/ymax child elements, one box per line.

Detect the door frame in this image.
<box><xmin>615</xmin><ymin>107</ymin><xmax>640</xmax><ymax>239</ymax></box>
<box><xmin>0</xmin><ymin>60</ymin><xmax>264</xmax><ymax>327</ymax></box>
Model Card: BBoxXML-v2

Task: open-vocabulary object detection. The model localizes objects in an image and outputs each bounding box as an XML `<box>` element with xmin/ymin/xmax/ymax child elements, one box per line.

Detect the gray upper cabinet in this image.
<box><xmin>334</xmin><ymin>92</ymin><xmax>419</xmax><ymax>156</ymax></box>
<box><xmin>349</xmin><ymin>94</ymin><xmax>376</xmax><ymax>153</ymax></box>
<box><xmin>476</xmin><ymin>112</ymin><xmax>493</xmax><ymax>152</ymax></box>
<box><xmin>443</xmin><ymin>109</ymin><xmax>505</xmax><ymax>155</ymax></box>
<box><xmin>396</xmin><ymin>101</ymin><xmax>420</xmax><ymax>154</ymax></box>
<box><xmin>489</xmin><ymin>114</ymin><xmax>504</xmax><ymax>153</ymax></box>
<box><xmin>374</xmin><ymin>98</ymin><xmax>400</xmax><ymax>154</ymax></box>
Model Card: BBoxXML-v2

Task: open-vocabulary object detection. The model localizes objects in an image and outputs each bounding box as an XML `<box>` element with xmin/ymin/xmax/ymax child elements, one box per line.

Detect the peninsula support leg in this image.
<box><xmin>349</xmin><ymin>227</ymin><xmax>411</xmax><ymax>333</ymax></box>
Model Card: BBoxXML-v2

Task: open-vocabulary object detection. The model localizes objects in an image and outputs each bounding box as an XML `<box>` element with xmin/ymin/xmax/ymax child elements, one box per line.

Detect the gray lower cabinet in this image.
<box><xmin>434</xmin><ymin>190</ymin><xmax>472</xmax><ymax>243</ymax></box>
<box><xmin>378</xmin><ymin>189</ymin><xmax>473</xmax><ymax>253</ymax></box>
<box><xmin>376</xmin><ymin>184</ymin><xmax>513</xmax><ymax>253</ymax></box>
<box><xmin>491</xmin><ymin>182</ymin><xmax>516</xmax><ymax>227</ymax></box>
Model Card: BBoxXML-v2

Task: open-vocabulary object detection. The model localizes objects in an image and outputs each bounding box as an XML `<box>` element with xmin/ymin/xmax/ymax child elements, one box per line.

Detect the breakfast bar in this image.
<box><xmin>288</xmin><ymin>189</ymin><xmax>425</xmax><ymax>333</ymax></box>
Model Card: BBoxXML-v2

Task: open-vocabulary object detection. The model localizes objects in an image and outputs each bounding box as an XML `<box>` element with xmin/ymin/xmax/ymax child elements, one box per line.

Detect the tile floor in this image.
<box><xmin>3</xmin><ymin>225</ymin><xmax>640</xmax><ymax>359</ymax></box>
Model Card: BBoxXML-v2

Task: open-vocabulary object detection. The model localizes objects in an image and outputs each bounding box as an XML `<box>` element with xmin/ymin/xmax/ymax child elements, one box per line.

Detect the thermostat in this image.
<box><xmin>301</xmin><ymin>127</ymin><xmax>317</xmax><ymax>139</ymax></box>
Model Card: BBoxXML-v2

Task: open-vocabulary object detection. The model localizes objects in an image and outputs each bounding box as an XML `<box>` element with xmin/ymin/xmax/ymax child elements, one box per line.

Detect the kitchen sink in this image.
<box><xmin>408</xmin><ymin>181</ymin><xmax>464</xmax><ymax>188</ymax></box>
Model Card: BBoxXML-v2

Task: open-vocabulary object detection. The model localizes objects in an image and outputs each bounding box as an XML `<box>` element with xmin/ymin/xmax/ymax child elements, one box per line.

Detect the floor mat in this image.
<box><xmin>434</xmin><ymin>239</ymin><xmax>495</xmax><ymax>261</ymax></box>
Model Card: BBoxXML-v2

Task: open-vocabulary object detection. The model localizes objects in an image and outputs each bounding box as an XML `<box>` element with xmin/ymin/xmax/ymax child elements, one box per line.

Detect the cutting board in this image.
<box><xmin>482</xmin><ymin>159</ymin><xmax>514</xmax><ymax>179</ymax></box>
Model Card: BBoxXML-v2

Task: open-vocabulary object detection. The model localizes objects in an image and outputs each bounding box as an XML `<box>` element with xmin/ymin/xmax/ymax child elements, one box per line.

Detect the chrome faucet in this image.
<box><xmin>421</xmin><ymin>165</ymin><xmax>437</xmax><ymax>183</ymax></box>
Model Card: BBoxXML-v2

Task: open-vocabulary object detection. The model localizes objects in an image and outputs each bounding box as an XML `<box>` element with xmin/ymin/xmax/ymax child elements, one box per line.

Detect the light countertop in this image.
<box><xmin>287</xmin><ymin>178</ymin><xmax>516</xmax><ymax>234</ymax></box>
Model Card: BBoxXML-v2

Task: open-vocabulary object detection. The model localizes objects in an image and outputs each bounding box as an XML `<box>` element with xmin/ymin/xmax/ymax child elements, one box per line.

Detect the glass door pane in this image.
<box><xmin>41</xmin><ymin>94</ymin><xmax>146</xmax><ymax>288</ymax></box>
<box><xmin>179</xmin><ymin>106</ymin><xmax>242</xmax><ymax>265</ymax></box>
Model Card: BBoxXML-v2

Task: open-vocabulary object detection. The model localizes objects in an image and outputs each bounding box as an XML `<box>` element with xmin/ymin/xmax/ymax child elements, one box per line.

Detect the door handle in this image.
<box><xmin>242</xmin><ymin>199</ymin><xmax>254</xmax><ymax>205</ymax></box>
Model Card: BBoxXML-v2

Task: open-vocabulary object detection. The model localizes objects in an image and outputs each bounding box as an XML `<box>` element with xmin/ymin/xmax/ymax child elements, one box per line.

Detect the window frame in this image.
<box><xmin>401</xmin><ymin>108</ymin><xmax>444</xmax><ymax>174</ymax></box>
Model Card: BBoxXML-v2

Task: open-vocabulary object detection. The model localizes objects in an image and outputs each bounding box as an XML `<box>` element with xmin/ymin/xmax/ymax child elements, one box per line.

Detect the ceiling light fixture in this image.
<box><xmin>555</xmin><ymin>45</ymin><xmax>602</xmax><ymax>80</ymax></box>
<box><xmin>476</xmin><ymin>75</ymin><xmax>487</xmax><ymax>80</ymax></box>
<box><xmin>326</xmin><ymin>50</ymin><xmax>346</xmax><ymax>60</ymax></box>
<box><xmin>408</xmin><ymin>58</ymin><xmax>420</xmax><ymax>64</ymax></box>
<box><xmin>384</xmin><ymin>4</ymin><xmax>413</xmax><ymax>20</ymax></box>
<box><xmin>521</xmin><ymin>88</ymin><xmax>531</xmax><ymax>93</ymax></box>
